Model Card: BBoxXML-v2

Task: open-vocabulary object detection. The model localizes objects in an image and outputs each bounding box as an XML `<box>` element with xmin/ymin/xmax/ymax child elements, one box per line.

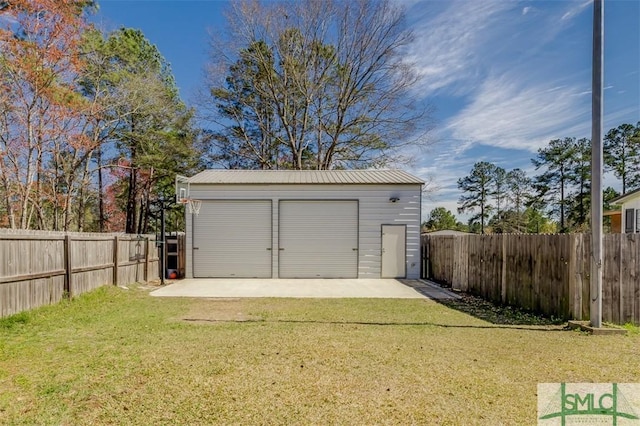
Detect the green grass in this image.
<box><xmin>1</xmin><ymin>286</ymin><xmax>638</xmax><ymax>425</ymax></box>
<box><xmin>622</xmin><ymin>322</ymin><xmax>640</xmax><ymax>335</ymax></box>
<box><xmin>0</xmin><ymin>311</ymin><xmax>30</xmax><ymax>330</ymax></box>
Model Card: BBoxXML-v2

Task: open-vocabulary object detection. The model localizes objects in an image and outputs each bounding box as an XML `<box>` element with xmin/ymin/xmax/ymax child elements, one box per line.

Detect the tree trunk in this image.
<box><xmin>96</xmin><ymin>147</ymin><xmax>105</xmax><ymax>232</ymax></box>
<box><xmin>126</xmin><ymin>165</ymin><xmax>137</xmax><ymax>234</ymax></box>
<box><xmin>137</xmin><ymin>198</ymin><xmax>145</xmax><ymax>234</ymax></box>
<box><xmin>77</xmin><ymin>158</ymin><xmax>92</xmax><ymax>232</ymax></box>
<box><xmin>0</xmin><ymin>171</ymin><xmax>15</xmax><ymax>229</ymax></box>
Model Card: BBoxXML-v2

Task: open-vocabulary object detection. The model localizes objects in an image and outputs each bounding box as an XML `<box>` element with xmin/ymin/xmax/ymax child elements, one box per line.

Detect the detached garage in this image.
<box><xmin>180</xmin><ymin>170</ymin><xmax>423</xmax><ymax>279</ymax></box>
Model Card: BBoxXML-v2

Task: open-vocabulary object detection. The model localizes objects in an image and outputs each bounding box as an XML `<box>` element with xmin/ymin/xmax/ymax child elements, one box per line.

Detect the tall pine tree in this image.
<box><xmin>458</xmin><ymin>161</ymin><xmax>497</xmax><ymax>234</ymax></box>
<box><xmin>532</xmin><ymin>138</ymin><xmax>575</xmax><ymax>232</ymax></box>
<box><xmin>604</xmin><ymin>122</ymin><xmax>640</xmax><ymax>193</ymax></box>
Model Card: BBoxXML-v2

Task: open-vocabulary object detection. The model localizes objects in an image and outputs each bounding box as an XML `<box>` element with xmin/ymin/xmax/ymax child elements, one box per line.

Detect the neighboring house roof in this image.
<box><xmin>611</xmin><ymin>187</ymin><xmax>640</xmax><ymax>204</ymax></box>
<box><xmin>422</xmin><ymin>229</ymin><xmax>472</xmax><ymax>235</ymax></box>
<box><xmin>187</xmin><ymin>169</ymin><xmax>424</xmax><ymax>185</ymax></box>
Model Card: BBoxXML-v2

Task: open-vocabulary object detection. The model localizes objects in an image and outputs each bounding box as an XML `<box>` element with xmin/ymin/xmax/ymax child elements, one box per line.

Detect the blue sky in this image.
<box><xmin>94</xmin><ymin>0</ymin><xmax>640</xmax><ymax>220</ymax></box>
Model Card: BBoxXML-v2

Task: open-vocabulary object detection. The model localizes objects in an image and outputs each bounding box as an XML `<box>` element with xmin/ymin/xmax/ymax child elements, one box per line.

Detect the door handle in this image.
<box><xmin>266</xmin><ymin>248</ymin><xmax>272</xmax><ymax>251</ymax></box>
<box><xmin>193</xmin><ymin>247</ymin><xmax>199</xmax><ymax>250</ymax></box>
<box><xmin>279</xmin><ymin>248</ymin><xmax>284</xmax><ymax>251</ymax></box>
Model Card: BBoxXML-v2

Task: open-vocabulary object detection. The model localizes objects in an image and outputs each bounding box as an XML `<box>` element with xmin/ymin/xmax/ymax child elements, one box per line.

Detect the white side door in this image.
<box><xmin>381</xmin><ymin>225</ymin><xmax>406</xmax><ymax>278</ymax></box>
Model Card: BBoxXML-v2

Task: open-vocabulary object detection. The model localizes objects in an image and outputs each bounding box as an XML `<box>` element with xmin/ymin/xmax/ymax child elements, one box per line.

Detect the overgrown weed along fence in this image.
<box><xmin>0</xmin><ymin>230</ymin><xmax>160</xmax><ymax>318</ymax></box>
<box><xmin>422</xmin><ymin>233</ymin><xmax>639</xmax><ymax>325</ymax></box>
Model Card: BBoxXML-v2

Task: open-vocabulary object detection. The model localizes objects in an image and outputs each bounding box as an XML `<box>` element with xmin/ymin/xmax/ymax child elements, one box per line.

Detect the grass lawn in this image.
<box><xmin>1</xmin><ymin>285</ymin><xmax>638</xmax><ymax>425</ymax></box>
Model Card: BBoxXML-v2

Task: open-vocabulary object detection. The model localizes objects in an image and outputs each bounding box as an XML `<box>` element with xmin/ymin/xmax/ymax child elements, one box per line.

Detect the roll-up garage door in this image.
<box><xmin>193</xmin><ymin>200</ymin><xmax>272</xmax><ymax>278</ymax></box>
<box><xmin>279</xmin><ymin>200</ymin><xmax>358</xmax><ymax>278</ymax></box>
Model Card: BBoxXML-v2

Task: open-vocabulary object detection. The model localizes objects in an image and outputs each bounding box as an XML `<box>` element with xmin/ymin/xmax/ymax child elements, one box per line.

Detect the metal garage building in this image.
<box><xmin>180</xmin><ymin>170</ymin><xmax>423</xmax><ymax>279</ymax></box>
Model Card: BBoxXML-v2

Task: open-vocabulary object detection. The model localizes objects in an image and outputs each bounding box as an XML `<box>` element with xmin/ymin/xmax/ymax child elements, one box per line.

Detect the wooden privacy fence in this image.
<box><xmin>422</xmin><ymin>233</ymin><xmax>640</xmax><ymax>325</ymax></box>
<box><xmin>0</xmin><ymin>230</ymin><xmax>160</xmax><ymax>318</ymax></box>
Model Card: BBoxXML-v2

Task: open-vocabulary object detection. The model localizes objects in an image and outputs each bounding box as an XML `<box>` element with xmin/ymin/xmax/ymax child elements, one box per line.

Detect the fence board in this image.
<box><xmin>620</xmin><ymin>234</ymin><xmax>638</xmax><ymax>324</ymax></box>
<box><xmin>560</xmin><ymin>235</ymin><xmax>570</xmax><ymax>318</ymax></box>
<box><xmin>581</xmin><ymin>234</ymin><xmax>591</xmax><ymax>320</ymax></box>
<box><xmin>568</xmin><ymin>235</ymin><xmax>579</xmax><ymax>319</ymax></box>
<box><xmin>603</xmin><ymin>235</ymin><xmax>619</xmax><ymax>323</ymax></box>
<box><xmin>423</xmin><ymin>233</ymin><xmax>640</xmax><ymax>325</ymax></box>
<box><xmin>508</xmin><ymin>235</ymin><xmax>515</xmax><ymax>304</ymax></box>
<box><xmin>452</xmin><ymin>236</ymin><xmax>466</xmax><ymax>290</ymax></box>
<box><xmin>541</xmin><ymin>235</ymin><xmax>550</xmax><ymax>313</ymax></box>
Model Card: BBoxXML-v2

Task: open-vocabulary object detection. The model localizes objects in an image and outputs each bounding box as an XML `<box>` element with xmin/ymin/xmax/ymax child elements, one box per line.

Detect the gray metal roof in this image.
<box><xmin>422</xmin><ymin>230</ymin><xmax>473</xmax><ymax>236</ymax></box>
<box><xmin>187</xmin><ymin>169</ymin><xmax>424</xmax><ymax>185</ymax></box>
<box><xmin>610</xmin><ymin>187</ymin><xmax>640</xmax><ymax>204</ymax></box>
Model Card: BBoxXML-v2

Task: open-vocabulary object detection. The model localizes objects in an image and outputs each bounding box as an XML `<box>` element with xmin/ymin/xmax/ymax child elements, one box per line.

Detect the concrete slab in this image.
<box><xmin>149</xmin><ymin>278</ymin><xmax>456</xmax><ymax>299</ymax></box>
<box><xmin>401</xmin><ymin>279</ymin><xmax>461</xmax><ymax>300</ymax></box>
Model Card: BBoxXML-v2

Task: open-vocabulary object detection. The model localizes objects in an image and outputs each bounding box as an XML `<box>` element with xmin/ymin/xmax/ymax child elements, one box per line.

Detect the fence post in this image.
<box><xmin>420</xmin><ymin>237</ymin><xmax>425</xmax><ymax>279</ymax></box>
<box><xmin>571</xmin><ymin>234</ymin><xmax>587</xmax><ymax>320</ymax></box>
<box><xmin>64</xmin><ymin>235</ymin><xmax>72</xmax><ymax>298</ymax></box>
<box><xmin>113</xmin><ymin>236</ymin><xmax>119</xmax><ymax>286</ymax></box>
<box><xmin>144</xmin><ymin>237</ymin><xmax>150</xmax><ymax>282</ymax></box>
<box><xmin>424</xmin><ymin>237</ymin><xmax>430</xmax><ymax>279</ymax></box>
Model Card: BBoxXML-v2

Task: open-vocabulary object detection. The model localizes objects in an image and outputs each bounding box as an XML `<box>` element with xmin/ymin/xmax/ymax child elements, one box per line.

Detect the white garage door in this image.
<box><xmin>193</xmin><ymin>200</ymin><xmax>272</xmax><ymax>278</ymax></box>
<box><xmin>279</xmin><ymin>200</ymin><xmax>358</xmax><ymax>278</ymax></box>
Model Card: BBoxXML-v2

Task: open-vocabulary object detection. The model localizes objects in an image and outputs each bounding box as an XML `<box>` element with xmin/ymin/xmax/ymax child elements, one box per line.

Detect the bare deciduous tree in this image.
<box><xmin>0</xmin><ymin>0</ymin><xmax>89</xmax><ymax>230</ymax></box>
<box><xmin>201</xmin><ymin>0</ymin><xmax>434</xmax><ymax>170</ymax></box>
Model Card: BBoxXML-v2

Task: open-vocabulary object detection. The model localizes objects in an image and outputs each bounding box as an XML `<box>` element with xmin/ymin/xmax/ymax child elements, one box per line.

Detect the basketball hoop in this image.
<box><xmin>175</xmin><ymin>174</ymin><xmax>190</xmax><ymax>204</ymax></box>
<box><xmin>178</xmin><ymin>187</ymin><xmax>187</xmax><ymax>203</ymax></box>
<box><xmin>186</xmin><ymin>199</ymin><xmax>202</xmax><ymax>215</ymax></box>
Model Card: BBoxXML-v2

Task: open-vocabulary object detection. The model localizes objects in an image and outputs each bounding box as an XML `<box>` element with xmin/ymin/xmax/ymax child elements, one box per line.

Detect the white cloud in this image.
<box><xmin>403</xmin><ymin>0</ymin><xmax>589</xmax><ymax>99</ymax></box>
<box><xmin>445</xmin><ymin>73</ymin><xmax>591</xmax><ymax>152</ymax></box>
<box><xmin>561</xmin><ymin>0</ymin><xmax>593</xmax><ymax>21</ymax></box>
<box><xmin>405</xmin><ymin>0</ymin><xmax>517</xmax><ymax>96</ymax></box>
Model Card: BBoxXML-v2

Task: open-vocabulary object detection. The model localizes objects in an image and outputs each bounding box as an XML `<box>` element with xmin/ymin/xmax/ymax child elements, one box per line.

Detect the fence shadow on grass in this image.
<box><xmin>181</xmin><ymin>317</ymin><xmax>565</xmax><ymax>332</ymax></box>
<box><xmin>431</xmin><ymin>288</ymin><xmax>567</xmax><ymax>328</ymax></box>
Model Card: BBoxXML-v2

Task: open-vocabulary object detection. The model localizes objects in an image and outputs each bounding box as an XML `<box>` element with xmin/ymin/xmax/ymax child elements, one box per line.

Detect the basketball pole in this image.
<box><xmin>160</xmin><ymin>201</ymin><xmax>166</xmax><ymax>285</ymax></box>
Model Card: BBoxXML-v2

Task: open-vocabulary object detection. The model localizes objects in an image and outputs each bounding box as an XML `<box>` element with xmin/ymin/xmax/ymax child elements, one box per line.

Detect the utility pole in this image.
<box><xmin>590</xmin><ymin>0</ymin><xmax>604</xmax><ymax>328</ymax></box>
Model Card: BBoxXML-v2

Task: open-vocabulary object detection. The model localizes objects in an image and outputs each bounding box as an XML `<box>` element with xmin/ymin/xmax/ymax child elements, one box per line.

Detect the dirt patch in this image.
<box><xmin>179</xmin><ymin>299</ymin><xmax>263</xmax><ymax>323</ymax></box>
<box><xmin>119</xmin><ymin>280</ymin><xmax>168</xmax><ymax>292</ymax></box>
